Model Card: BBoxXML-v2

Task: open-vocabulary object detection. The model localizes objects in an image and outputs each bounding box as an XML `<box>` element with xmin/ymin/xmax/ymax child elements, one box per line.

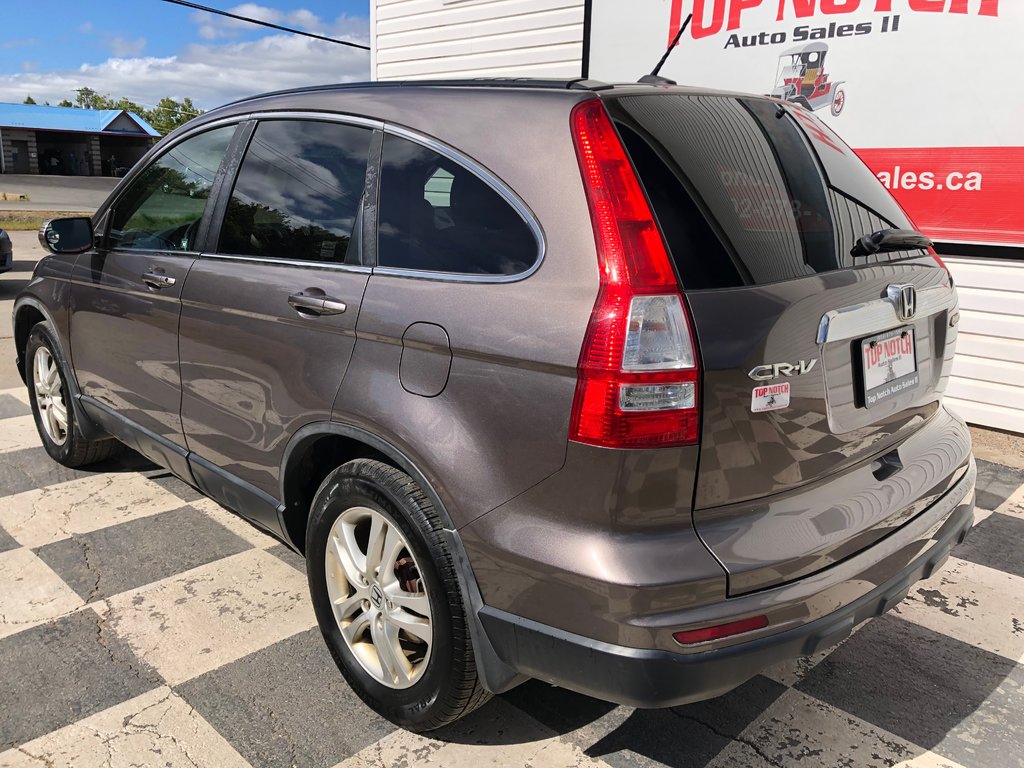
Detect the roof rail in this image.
<box><xmin>221</xmin><ymin>78</ymin><xmax>613</xmax><ymax>107</ymax></box>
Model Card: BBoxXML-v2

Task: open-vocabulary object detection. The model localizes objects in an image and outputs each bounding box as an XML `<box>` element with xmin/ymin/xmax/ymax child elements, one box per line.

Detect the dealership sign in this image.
<box><xmin>589</xmin><ymin>0</ymin><xmax>1023</xmax><ymax>246</ymax></box>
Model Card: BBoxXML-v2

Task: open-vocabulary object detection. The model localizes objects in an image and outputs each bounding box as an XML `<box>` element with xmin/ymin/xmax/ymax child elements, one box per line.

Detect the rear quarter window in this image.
<box><xmin>376</xmin><ymin>133</ymin><xmax>539</xmax><ymax>277</ymax></box>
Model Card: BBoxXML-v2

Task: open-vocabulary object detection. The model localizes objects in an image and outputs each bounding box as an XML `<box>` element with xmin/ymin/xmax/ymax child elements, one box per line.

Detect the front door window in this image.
<box><xmin>109</xmin><ymin>126</ymin><xmax>235</xmax><ymax>252</ymax></box>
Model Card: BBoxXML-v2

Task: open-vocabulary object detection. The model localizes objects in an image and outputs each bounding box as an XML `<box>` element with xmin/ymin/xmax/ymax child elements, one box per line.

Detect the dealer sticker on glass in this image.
<box><xmin>861</xmin><ymin>326</ymin><xmax>919</xmax><ymax>408</ymax></box>
<box><xmin>751</xmin><ymin>382</ymin><xmax>790</xmax><ymax>413</ymax></box>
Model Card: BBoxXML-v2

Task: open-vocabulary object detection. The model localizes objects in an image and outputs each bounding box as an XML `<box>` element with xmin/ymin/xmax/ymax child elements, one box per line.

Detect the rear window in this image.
<box><xmin>607</xmin><ymin>94</ymin><xmax>915</xmax><ymax>289</ymax></box>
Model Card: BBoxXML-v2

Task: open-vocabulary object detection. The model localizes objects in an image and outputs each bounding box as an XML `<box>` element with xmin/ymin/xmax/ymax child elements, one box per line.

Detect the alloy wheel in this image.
<box><xmin>33</xmin><ymin>347</ymin><xmax>68</xmax><ymax>446</ymax></box>
<box><xmin>325</xmin><ymin>506</ymin><xmax>433</xmax><ymax>689</ymax></box>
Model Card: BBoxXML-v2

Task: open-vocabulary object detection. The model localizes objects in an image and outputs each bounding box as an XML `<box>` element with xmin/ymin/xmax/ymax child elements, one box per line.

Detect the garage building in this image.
<box><xmin>0</xmin><ymin>102</ymin><xmax>159</xmax><ymax>177</ymax></box>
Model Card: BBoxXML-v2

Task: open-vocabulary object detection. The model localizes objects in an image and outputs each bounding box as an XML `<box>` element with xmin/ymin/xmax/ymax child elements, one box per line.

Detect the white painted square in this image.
<box><xmin>0</xmin><ymin>386</ymin><xmax>31</xmax><ymax>407</ymax></box>
<box><xmin>0</xmin><ymin>686</ymin><xmax>252</xmax><ymax>768</ymax></box>
<box><xmin>709</xmin><ymin>688</ymin><xmax>969</xmax><ymax>768</ymax></box>
<box><xmin>101</xmin><ymin>548</ymin><xmax>316</xmax><ymax>685</ymax></box>
<box><xmin>0</xmin><ymin>547</ymin><xmax>84</xmax><ymax>640</ymax></box>
<box><xmin>0</xmin><ymin>415</ymin><xmax>41</xmax><ymax>453</ymax></box>
<box><xmin>0</xmin><ymin>473</ymin><xmax>187</xmax><ymax>548</ymax></box>
<box><xmin>893</xmin><ymin>556</ymin><xmax>1024</xmax><ymax>663</ymax></box>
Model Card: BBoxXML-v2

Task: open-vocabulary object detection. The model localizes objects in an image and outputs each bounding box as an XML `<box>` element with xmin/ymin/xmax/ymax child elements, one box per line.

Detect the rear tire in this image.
<box><xmin>25</xmin><ymin>322</ymin><xmax>121</xmax><ymax>468</ymax></box>
<box><xmin>306</xmin><ymin>458</ymin><xmax>491</xmax><ymax>731</ymax></box>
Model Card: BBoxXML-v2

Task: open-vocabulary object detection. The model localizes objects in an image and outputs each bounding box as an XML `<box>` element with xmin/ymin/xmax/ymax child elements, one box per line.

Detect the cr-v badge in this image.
<box><xmin>748</xmin><ymin>359</ymin><xmax>817</xmax><ymax>381</ymax></box>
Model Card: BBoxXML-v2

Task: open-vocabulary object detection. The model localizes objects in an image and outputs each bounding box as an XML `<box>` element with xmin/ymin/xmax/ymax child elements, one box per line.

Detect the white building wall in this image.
<box><xmin>371</xmin><ymin>0</ymin><xmax>586</xmax><ymax>81</ymax></box>
<box><xmin>944</xmin><ymin>258</ymin><xmax>1024</xmax><ymax>435</ymax></box>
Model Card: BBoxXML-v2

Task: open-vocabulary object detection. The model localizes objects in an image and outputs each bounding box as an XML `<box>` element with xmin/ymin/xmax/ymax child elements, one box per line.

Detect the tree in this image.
<box><xmin>75</xmin><ymin>87</ymin><xmax>114</xmax><ymax>110</ymax></box>
<box><xmin>113</xmin><ymin>97</ymin><xmax>147</xmax><ymax>116</ymax></box>
<box><xmin>145</xmin><ymin>96</ymin><xmax>203</xmax><ymax>135</ymax></box>
<box><xmin>49</xmin><ymin>88</ymin><xmax>206</xmax><ymax>134</ymax></box>
<box><xmin>23</xmin><ymin>95</ymin><xmax>36</xmax><ymax>105</ymax></box>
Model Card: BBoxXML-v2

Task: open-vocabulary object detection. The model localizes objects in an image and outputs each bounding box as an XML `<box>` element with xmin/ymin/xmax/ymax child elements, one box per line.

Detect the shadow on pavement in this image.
<box><xmin>426</xmin><ymin>624</ymin><xmax>1020</xmax><ymax>767</ymax></box>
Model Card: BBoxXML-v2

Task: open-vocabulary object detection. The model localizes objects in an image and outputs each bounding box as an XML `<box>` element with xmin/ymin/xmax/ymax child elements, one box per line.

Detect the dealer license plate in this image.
<box><xmin>860</xmin><ymin>326</ymin><xmax>919</xmax><ymax>408</ymax></box>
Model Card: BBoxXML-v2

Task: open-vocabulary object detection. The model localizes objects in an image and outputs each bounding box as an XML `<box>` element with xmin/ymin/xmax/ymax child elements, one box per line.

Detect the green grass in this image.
<box><xmin>0</xmin><ymin>211</ymin><xmax>93</xmax><ymax>231</ymax></box>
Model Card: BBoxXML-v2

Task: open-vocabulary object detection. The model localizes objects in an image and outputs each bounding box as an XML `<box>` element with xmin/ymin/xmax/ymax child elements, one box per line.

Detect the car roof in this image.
<box><xmin>185</xmin><ymin>78</ymin><xmax>779</xmax><ymax>141</ymax></box>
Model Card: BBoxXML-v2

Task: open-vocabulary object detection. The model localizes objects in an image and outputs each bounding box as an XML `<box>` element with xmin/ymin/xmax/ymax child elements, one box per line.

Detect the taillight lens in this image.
<box><xmin>569</xmin><ymin>98</ymin><xmax>700</xmax><ymax>449</ymax></box>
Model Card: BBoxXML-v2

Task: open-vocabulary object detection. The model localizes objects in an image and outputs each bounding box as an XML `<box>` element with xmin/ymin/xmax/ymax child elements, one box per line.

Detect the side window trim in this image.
<box><xmin>373</xmin><ymin>122</ymin><xmax>546</xmax><ymax>284</ymax></box>
<box><xmin>199</xmin><ymin>119</ymin><xmax>256</xmax><ymax>254</ymax></box>
<box><xmin>201</xmin><ymin>112</ymin><xmax>381</xmax><ymax>272</ymax></box>
<box><xmin>361</xmin><ymin>128</ymin><xmax>384</xmax><ymax>269</ymax></box>
<box><xmin>104</xmin><ymin>119</ymin><xmax>243</xmax><ymax>256</ymax></box>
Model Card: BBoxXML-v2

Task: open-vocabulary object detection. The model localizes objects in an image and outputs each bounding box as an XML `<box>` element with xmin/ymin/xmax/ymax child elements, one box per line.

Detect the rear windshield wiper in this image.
<box><xmin>851</xmin><ymin>228</ymin><xmax>933</xmax><ymax>257</ymax></box>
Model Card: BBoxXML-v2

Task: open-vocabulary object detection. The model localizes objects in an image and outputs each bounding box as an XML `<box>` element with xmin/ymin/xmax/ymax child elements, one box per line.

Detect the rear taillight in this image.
<box><xmin>569</xmin><ymin>99</ymin><xmax>700</xmax><ymax>449</ymax></box>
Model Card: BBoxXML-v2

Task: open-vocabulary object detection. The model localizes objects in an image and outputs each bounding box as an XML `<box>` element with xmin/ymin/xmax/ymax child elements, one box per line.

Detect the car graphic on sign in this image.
<box><xmin>771</xmin><ymin>42</ymin><xmax>847</xmax><ymax>117</ymax></box>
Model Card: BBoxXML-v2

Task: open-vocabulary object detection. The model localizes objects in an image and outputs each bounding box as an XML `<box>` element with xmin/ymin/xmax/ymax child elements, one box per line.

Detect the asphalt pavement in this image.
<box><xmin>0</xmin><ymin>232</ymin><xmax>41</xmax><ymax>390</ymax></box>
<box><xmin>0</xmin><ymin>174</ymin><xmax>118</xmax><ymax>211</ymax></box>
<box><xmin>1</xmin><ymin>212</ymin><xmax>1023</xmax><ymax>768</ymax></box>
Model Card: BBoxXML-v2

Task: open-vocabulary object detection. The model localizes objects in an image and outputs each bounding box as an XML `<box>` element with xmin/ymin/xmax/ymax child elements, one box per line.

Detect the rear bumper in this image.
<box><xmin>477</xmin><ymin>458</ymin><xmax>975</xmax><ymax>708</ymax></box>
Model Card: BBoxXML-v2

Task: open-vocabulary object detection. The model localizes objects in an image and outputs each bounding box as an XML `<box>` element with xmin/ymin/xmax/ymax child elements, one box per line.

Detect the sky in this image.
<box><xmin>0</xmin><ymin>0</ymin><xmax>371</xmax><ymax>112</ymax></box>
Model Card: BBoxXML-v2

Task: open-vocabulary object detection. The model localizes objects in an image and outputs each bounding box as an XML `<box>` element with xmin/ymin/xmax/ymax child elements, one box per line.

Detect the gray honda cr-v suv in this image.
<box><xmin>13</xmin><ymin>79</ymin><xmax>976</xmax><ymax>731</ymax></box>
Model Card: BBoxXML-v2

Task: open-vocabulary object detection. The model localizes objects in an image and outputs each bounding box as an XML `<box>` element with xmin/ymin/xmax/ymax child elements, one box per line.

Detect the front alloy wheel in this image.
<box><xmin>325</xmin><ymin>505</ymin><xmax>432</xmax><ymax>689</ymax></box>
<box><xmin>33</xmin><ymin>346</ymin><xmax>68</xmax><ymax>445</ymax></box>
<box><xmin>25</xmin><ymin>321</ymin><xmax>121</xmax><ymax>467</ymax></box>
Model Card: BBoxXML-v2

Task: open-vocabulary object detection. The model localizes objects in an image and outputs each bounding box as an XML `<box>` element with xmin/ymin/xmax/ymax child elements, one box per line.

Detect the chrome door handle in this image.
<box><xmin>142</xmin><ymin>271</ymin><xmax>176</xmax><ymax>289</ymax></box>
<box><xmin>288</xmin><ymin>293</ymin><xmax>347</xmax><ymax>317</ymax></box>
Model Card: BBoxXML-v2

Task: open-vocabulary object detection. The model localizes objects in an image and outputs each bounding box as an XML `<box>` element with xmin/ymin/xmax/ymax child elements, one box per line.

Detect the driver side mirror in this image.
<box><xmin>38</xmin><ymin>217</ymin><xmax>94</xmax><ymax>255</ymax></box>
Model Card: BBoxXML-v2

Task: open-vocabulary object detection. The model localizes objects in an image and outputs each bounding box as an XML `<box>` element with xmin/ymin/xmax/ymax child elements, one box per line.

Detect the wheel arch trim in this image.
<box><xmin>280</xmin><ymin>420</ymin><xmax>457</xmax><ymax>536</ymax></box>
<box><xmin>13</xmin><ymin>296</ymin><xmax>107</xmax><ymax>441</ymax></box>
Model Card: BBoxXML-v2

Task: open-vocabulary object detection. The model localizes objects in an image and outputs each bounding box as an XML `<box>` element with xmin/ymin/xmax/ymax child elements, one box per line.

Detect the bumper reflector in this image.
<box><xmin>672</xmin><ymin>615</ymin><xmax>769</xmax><ymax>645</ymax></box>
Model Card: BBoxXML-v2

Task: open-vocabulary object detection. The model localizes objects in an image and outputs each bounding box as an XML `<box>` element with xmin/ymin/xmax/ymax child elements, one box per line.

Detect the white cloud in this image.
<box><xmin>78</xmin><ymin>21</ymin><xmax>94</xmax><ymax>34</ymax></box>
<box><xmin>106</xmin><ymin>36</ymin><xmax>147</xmax><ymax>57</ymax></box>
<box><xmin>0</xmin><ymin>32</ymin><xmax>370</xmax><ymax>110</ymax></box>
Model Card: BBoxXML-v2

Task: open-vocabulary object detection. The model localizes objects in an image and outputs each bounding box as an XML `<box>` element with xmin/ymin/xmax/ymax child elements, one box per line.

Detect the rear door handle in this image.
<box><xmin>288</xmin><ymin>292</ymin><xmax>347</xmax><ymax>317</ymax></box>
<box><xmin>142</xmin><ymin>271</ymin><xmax>176</xmax><ymax>289</ymax></box>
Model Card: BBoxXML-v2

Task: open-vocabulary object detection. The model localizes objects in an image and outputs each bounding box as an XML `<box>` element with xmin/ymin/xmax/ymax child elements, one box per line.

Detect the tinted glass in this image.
<box><xmin>610</xmin><ymin>94</ymin><xmax>915</xmax><ymax>289</ymax></box>
<box><xmin>218</xmin><ymin>120</ymin><xmax>373</xmax><ymax>264</ymax></box>
<box><xmin>377</xmin><ymin>133</ymin><xmax>537</xmax><ymax>275</ymax></box>
<box><xmin>110</xmin><ymin>126</ymin><xmax>234</xmax><ymax>251</ymax></box>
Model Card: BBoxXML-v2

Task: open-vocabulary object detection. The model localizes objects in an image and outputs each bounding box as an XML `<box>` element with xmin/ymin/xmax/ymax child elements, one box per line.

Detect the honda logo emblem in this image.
<box><xmin>887</xmin><ymin>284</ymin><xmax>917</xmax><ymax>322</ymax></box>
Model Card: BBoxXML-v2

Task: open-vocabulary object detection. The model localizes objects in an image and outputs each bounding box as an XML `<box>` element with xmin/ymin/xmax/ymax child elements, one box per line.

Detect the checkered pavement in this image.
<box><xmin>0</xmin><ymin>383</ymin><xmax>1022</xmax><ymax>768</ymax></box>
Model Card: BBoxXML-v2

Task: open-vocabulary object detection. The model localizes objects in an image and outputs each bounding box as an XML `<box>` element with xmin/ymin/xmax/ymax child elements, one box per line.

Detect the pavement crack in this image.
<box><xmin>79</xmin><ymin>534</ymin><xmax>103</xmax><ymax>603</ymax></box>
<box><xmin>669</xmin><ymin>709</ymin><xmax>787</xmax><ymax>768</ymax></box>
<box><xmin>91</xmin><ymin>605</ymin><xmax>147</xmax><ymax>681</ymax></box>
<box><xmin>14</xmin><ymin>746</ymin><xmax>55</xmax><ymax>768</ymax></box>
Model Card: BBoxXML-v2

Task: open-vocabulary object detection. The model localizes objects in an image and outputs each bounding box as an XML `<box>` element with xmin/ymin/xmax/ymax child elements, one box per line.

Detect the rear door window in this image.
<box><xmin>607</xmin><ymin>94</ymin><xmax>915</xmax><ymax>289</ymax></box>
<box><xmin>376</xmin><ymin>133</ymin><xmax>538</xmax><ymax>276</ymax></box>
<box><xmin>218</xmin><ymin>120</ymin><xmax>373</xmax><ymax>264</ymax></box>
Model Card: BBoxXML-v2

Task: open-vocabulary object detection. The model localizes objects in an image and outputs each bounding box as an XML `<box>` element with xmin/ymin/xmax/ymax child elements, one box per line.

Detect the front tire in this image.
<box><xmin>306</xmin><ymin>458</ymin><xmax>490</xmax><ymax>731</ymax></box>
<box><xmin>25</xmin><ymin>322</ymin><xmax>121</xmax><ymax>467</ymax></box>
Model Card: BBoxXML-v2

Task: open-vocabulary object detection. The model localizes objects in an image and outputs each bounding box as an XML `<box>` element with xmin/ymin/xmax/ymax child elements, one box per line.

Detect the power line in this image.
<box><xmin>158</xmin><ymin>0</ymin><xmax>371</xmax><ymax>51</ymax></box>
